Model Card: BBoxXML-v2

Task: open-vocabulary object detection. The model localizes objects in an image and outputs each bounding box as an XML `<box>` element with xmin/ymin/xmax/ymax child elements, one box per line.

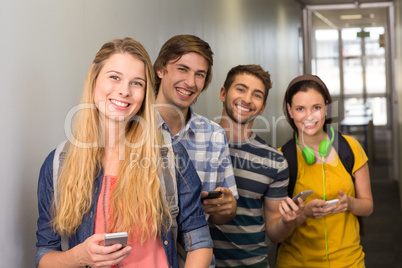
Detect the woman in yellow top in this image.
<box><xmin>277</xmin><ymin>74</ymin><xmax>373</xmax><ymax>268</ymax></box>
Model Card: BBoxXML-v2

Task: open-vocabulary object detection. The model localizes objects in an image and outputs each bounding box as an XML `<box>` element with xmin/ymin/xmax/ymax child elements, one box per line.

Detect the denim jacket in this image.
<box><xmin>36</xmin><ymin>141</ymin><xmax>212</xmax><ymax>267</ymax></box>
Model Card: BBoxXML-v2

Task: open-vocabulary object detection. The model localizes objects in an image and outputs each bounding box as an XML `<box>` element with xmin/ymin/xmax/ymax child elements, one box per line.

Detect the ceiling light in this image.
<box><xmin>340</xmin><ymin>14</ymin><xmax>363</xmax><ymax>20</ymax></box>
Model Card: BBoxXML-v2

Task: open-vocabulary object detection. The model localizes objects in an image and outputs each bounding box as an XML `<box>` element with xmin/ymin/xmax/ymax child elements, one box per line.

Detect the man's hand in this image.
<box><xmin>201</xmin><ymin>187</ymin><xmax>237</xmax><ymax>225</ymax></box>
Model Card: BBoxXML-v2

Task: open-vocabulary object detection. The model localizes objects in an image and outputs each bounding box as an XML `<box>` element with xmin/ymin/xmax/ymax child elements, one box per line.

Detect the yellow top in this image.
<box><xmin>277</xmin><ymin>135</ymin><xmax>368</xmax><ymax>268</ymax></box>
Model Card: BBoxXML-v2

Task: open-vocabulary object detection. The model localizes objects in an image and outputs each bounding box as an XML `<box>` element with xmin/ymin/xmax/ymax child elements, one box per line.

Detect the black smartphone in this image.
<box><xmin>201</xmin><ymin>191</ymin><xmax>222</xmax><ymax>202</ymax></box>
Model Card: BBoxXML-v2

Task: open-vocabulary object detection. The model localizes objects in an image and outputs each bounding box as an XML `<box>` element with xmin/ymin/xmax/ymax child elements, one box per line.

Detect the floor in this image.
<box><xmin>360</xmin><ymin>128</ymin><xmax>402</xmax><ymax>268</ymax></box>
<box><xmin>268</xmin><ymin>128</ymin><xmax>402</xmax><ymax>267</ymax></box>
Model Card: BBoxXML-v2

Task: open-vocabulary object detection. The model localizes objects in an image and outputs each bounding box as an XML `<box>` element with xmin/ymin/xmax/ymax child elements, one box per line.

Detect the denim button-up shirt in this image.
<box><xmin>36</xmin><ymin>141</ymin><xmax>212</xmax><ymax>267</ymax></box>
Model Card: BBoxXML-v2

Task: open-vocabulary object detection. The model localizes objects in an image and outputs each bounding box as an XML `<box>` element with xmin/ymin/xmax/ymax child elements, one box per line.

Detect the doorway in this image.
<box><xmin>302</xmin><ymin>2</ymin><xmax>398</xmax><ymax>180</ymax></box>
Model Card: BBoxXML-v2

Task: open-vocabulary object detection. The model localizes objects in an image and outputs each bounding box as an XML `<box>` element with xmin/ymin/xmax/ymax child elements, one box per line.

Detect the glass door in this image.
<box><xmin>303</xmin><ymin>3</ymin><xmax>398</xmax><ymax>182</ymax></box>
<box><xmin>311</xmin><ymin>22</ymin><xmax>388</xmax><ymax>126</ymax></box>
<box><xmin>342</xmin><ymin>27</ymin><xmax>387</xmax><ymax>126</ymax></box>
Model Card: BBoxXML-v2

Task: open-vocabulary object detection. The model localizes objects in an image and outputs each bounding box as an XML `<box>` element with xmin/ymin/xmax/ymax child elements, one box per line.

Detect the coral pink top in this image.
<box><xmin>94</xmin><ymin>175</ymin><xmax>168</xmax><ymax>268</ymax></box>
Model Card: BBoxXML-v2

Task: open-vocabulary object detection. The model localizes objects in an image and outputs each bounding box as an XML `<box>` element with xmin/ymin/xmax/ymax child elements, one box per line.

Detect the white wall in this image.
<box><xmin>0</xmin><ymin>0</ymin><xmax>302</xmax><ymax>266</ymax></box>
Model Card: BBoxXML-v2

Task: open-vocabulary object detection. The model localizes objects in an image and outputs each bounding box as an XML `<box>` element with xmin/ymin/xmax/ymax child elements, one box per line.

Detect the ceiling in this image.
<box><xmin>296</xmin><ymin>0</ymin><xmax>392</xmax><ymax>29</ymax></box>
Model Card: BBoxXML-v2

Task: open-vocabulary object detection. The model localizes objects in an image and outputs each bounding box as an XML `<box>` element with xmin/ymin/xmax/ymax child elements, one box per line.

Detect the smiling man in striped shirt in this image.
<box><xmin>211</xmin><ymin>65</ymin><xmax>304</xmax><ymax>268</ymax></box>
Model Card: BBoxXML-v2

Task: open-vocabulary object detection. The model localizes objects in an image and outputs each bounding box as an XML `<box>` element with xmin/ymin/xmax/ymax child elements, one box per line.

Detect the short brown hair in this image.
<box><xmin>153</xmin><ymin>34</ymin><xmax>213</xmax><ymax>95</ymax></box>
<box><xmin>223</xmin><ymin>65</ymin><xmax>272</xmax><ymax>103</ymax></box>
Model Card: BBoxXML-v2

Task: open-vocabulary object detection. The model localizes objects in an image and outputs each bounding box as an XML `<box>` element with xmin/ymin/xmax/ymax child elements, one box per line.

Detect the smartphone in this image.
<box><xmin>104</xmin><ymin>232</ymin><xmax>128</xmax><ymax>248</ymax></box>
<box><xmin>292</xmin><ymin>190</ymin><xmax>313</xmax><ymax>205</ymax></box>
<box><xmin>201</xmin><ymin>191</ymin><xmax>222</xmax><ymax>202</ymax></box>
<box><xmin>323</xmin><ymin>199</ymin><xmax>339</xmax><ymax>208</ymax></box>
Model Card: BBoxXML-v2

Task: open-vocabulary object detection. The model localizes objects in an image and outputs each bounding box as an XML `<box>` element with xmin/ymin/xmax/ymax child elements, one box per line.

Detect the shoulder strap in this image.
<box><xmin>160</xmin><ymin>146</ymin><xmax>178</xmax><ymax>210</ymax></box>
<box><xmin>160</xmin><ymin>146</ymin><xmax>179</xmax><ymax>247</ymax></box>
<box><xmin>52</xmin><ymin>140</ymin><xmax>70</xmax><ymax>251</ymax></box>
<box><xmin>53</xmin><ymin>140</ymin><xmax>68</xmax><ymax>205</ymax></box>
<box><xmin>333</xmin><ymin>132</ymin><xmax>355</xmax><ymax>181</ymax></box>
<box><xmin>281</xmin><ymin>138</ymin><xmax>297</xmax><ymax>197</ymax></box>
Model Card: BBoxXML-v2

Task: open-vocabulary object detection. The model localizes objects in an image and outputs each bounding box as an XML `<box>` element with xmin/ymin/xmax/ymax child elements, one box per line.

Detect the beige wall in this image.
<box><xmin>0</xmin><ymin>0</ymin><xmax>302</xmax><ymax>266</ymax></box>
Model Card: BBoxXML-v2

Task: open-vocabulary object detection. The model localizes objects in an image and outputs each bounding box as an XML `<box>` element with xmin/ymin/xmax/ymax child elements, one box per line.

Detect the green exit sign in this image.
<box><xmin>357</xmin><ymin>31</ymin><xmax>370</xmax><ymax>38</ymax></box>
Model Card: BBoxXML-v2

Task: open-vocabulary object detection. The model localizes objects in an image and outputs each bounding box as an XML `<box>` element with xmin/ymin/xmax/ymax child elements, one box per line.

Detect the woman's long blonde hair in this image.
<box><xmin>53</xmin><ymin>38</ymin><xmax>170</xmax><ymax>242</ymax></box>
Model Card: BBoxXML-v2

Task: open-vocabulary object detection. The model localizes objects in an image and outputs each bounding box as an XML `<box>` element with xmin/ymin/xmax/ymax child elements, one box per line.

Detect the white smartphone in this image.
<box><xmin>323</xmin><ymin>199</ymin><xmax>339</xmax><ymax>208</ymax></box>
<box><xmin>292</xmin><ymin>190</ymin><xmax>313</xmax><ymax>205</ymax></box>
<box><xmin>104</xmin><ymin>232</ymin><xmax>128</xmax><ymax>248</ymax></box>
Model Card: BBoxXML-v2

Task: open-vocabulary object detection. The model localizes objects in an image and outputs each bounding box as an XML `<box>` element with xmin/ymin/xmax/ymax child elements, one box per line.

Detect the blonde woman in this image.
<box><xmin>36</xmin><ymin>38</ymin><xmax>212</xmax><ymax>268</ymax></box>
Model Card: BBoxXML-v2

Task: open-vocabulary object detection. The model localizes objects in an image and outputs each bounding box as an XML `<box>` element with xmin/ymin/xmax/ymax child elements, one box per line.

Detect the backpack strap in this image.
<box><xmin>333</xmin><ymin>132</ymin><xmax>355</xmax><ymax>181</ymax></box>
<box><xmin>52</xmin><ymin>140</ymin><xmax>70</xmax><ymax>251</ymax></box>
<box><xmin>53</xmin><ymin>140</ymin><xmax>68</xmax><ymax>203</ymax></box>
<box><xmin>281</xmin><ymin>138</ymin><xmax>297</xmax><ymax>197</ymax></box>
<box><xmin>160</xmin><ymin>146</ymin><xmax>179</xmax><ymax>248</ymax></box>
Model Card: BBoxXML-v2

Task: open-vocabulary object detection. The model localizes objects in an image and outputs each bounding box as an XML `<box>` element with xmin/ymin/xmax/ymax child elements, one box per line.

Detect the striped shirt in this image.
<box><xmin>210</xmin><ymin>133</ymin><xmax>289</xmax><ymax>267</ymax></box>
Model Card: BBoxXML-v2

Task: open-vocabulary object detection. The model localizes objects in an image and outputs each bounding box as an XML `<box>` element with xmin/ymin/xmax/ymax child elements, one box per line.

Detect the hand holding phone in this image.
<box><xmin>323</xmin><ymin>199</ymin><xmax>339</xmax><ymax>208</ymax></box>
<box><xmin>292</xmin><ymin>190</ymin><xmax>313</xmax><ymax>205</ymax></box>
<box><xmin>201</xmin><ymin>191</ymin><xmax>222</xmax><ymax>202</ymax></box>
<box><xmin>104</xmin><ymin>232</ymin><xmax>128</xmax><ymax>248</ymax></box>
